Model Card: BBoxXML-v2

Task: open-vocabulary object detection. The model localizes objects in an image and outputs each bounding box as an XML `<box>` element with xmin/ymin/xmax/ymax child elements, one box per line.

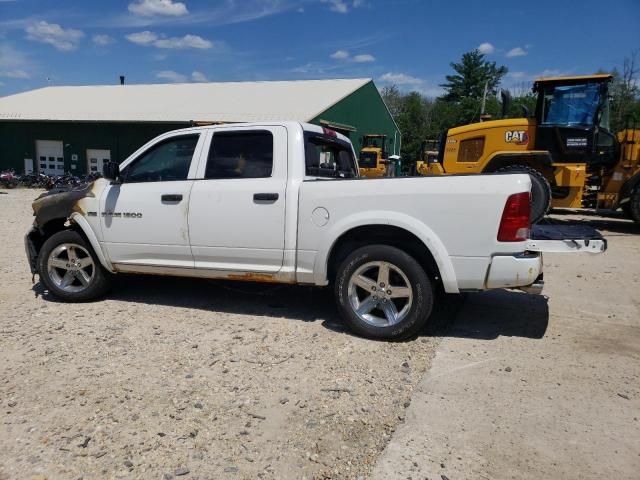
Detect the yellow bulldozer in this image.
<box><xmin>358</xmin><ymin>134</ymin><xmax>399</xmax><ymax>178</ymax></box>
<box><xmin>418</xmin><ymin>74</ymin><xmax>640</xmax><ymax>223</ymax></box>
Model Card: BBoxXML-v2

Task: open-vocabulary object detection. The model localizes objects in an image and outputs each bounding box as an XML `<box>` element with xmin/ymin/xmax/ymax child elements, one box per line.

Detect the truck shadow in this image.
<box><xmin>34</xmin><ymin>275</ymin><xmax>549</xmax><ymax>340</ymax></box>
<box><xmin>426</xmin><ymin>290</ymin><xmax>549</xmax><ymax>340</ymax></box>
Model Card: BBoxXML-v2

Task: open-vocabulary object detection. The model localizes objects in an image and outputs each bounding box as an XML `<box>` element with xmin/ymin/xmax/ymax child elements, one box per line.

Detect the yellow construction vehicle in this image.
<box><xmin>419</xmin><ymin>74</ymin><xmax>640</xmax><ymax>223</ymax></box>
<box><xmin>358</xmin><ymin>134</ymin><xmax>397</xmax><ymax>177</ymax></box>
<box><xmin>415</xmin><ymin>139</ymin><xmax>439</xmax><ymax>175</ymax></box>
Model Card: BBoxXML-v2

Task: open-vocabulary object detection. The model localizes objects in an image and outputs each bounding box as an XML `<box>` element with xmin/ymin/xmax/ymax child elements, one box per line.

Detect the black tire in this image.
<box><xmin>334</xmin><ymin>245</ymin><xmax>434</xmax><ymax>341</ymax></box>
<box><xmin>496</xmin><ymin>165</ymin><xmax>551</xmax><ymax>224</ymax></box>
<box><xmin>37</xmin><ymin>229</ymin><xmax>112</xmax><ymax>302</ymax></box>
<box><xmin>629</xmin><ymin>188</ymin><xmax>640</xmax><ymax>224</ymax></box>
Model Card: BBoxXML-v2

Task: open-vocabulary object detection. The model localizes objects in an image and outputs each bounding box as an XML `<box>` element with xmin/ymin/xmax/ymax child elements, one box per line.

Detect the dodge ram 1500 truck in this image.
<box><xmin>25</xmin><ymin>122</ymin><xmax>606</xmax><ymax>340</ymax></box>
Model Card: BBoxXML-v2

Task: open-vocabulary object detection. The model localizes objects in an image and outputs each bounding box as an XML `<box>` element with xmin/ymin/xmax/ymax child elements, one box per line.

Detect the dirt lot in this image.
<box><xmin>372</xmin><ymin>211</ymin><xmax>640</xmax><ymax>479</ymax></box>
<box><xmin>0</xmin><ymin>188</ymin><xmax>440</xmax><ymax>480</ymax></box>
<box><xmin>2</xmin><ymin>188</ymin><xmax>639</xmax><ymax>480</ymax></box>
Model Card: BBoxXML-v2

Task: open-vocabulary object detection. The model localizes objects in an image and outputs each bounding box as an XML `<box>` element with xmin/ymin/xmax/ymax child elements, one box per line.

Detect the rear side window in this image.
<box><xmin>205</xmin><ymin>130</ymin><xmax>273</xmax><ymax>179</ymax></box>
<box><xmin>122</xmin><ymin>134</ymin><xmax>199</xmax><ymax>183</ymax></box>
<box><xmin>305</xmin><ymin>133</ymin><xmax>356</xmax><ymax>178</ymax></box>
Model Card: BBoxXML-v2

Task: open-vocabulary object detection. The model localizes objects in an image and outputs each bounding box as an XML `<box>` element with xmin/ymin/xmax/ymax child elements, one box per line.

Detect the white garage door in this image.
<box><xmin>86</xmin><ymin>149</ymin><xmax>111</xmax><ymax>175</ymax></box>
<box><xmin>36</xmin><ymin>140</ymin><xmax>64</xmax><ymax>176</ymax></box>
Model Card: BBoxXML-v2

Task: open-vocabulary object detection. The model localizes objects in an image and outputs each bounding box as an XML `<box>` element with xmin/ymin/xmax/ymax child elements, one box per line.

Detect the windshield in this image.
<box><xmin>540</xmin><ymin>82</ymin><xmax>601</xmax><ymax>126</ymax></box>
<box><xmin>304</xmin><ymin>132</ymin><xmax>357</xmax><ymax>178</ymax></box>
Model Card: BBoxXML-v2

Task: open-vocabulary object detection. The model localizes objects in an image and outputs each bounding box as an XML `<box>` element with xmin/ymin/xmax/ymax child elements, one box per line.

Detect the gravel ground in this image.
<box><xmin>0</xmin><ymin>188</ymin><xmax>440</xmax><ymax>480</ymax></box>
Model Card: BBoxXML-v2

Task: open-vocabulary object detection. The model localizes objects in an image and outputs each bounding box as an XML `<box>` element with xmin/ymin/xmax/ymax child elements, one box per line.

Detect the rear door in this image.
<box><xmin>99</xmin><ymin>131</ymin><xmax>205</xmax><ymax>268</ymax></box>
<box><xmin>188</xmin><ymin>126</ymin><xmax>288</xmax><ymax>272</ymax></box>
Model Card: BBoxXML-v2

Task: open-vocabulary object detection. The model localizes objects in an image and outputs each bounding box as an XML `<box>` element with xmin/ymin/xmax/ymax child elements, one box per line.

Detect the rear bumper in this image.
<box><xmin>485</xmin><ymin>253</ymin><xmax>543</xmax><ymax>292</ymax></box>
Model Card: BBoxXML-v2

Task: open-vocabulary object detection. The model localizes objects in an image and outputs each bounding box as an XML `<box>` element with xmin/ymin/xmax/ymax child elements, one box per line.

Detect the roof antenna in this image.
<box><xmin>119</xmin><ymin>75</ymin><xmax>125</xmax><ymax>86</ymax></box>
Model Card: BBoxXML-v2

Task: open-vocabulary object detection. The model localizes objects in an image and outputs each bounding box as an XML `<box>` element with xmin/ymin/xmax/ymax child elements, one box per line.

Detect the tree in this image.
<box><xmin>609</xmin><ymin>51</ymin><xmax>640</xmax><ymax>132</ymax></box>
<box><xmin>440</xmin><ymin>49</ymin><xmax>508</xmax><ymax>102</ymax></box>
<box><xmin>380</xmin><ymin>85</ymin><xmax>402</xmax><ymax>118</ymax></box>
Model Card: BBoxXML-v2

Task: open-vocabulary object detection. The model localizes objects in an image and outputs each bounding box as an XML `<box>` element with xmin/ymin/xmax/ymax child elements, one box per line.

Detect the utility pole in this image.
<box><xmin>480</xmin><ymin>80</ymin><xmax>489</xmax><ymax>122</ymax></box>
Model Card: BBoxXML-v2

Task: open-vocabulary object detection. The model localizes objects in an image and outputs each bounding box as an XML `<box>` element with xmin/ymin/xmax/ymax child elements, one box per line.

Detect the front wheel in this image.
<box><xmin>334</xmin><ymin>245</ymin><xmax>434</xmax><ymax>340</ymax></box>
<box><xmin>37</xmin><ymin>230</ymin><xmax>112</xmax><ymax>302</ymax></box>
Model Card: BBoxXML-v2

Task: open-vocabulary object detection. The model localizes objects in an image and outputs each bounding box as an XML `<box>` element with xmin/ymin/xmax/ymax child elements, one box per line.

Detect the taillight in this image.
<box><xmin>497</xmin><ymin>192</ymin><xmax>530</xmax><ymax>242</ymax></box>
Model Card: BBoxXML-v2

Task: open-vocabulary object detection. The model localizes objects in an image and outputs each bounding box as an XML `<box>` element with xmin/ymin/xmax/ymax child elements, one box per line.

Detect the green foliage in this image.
<box><xmin>605</xmin><ymin>53</ymin><xmax>640</xmax><ymax>132</ymax></box>
<box><xmin>381</xmin><ymin>49</ymin><xmax>511</xmax><ymax>162</ymax></box>
<box><xmin>381</xmin><ymin>50</ymin><xmax>640</xmax><ymax>164</ymax></box>
<box><xmin>440</xmin><ymin>49</ymin><xmax>508</xmax><ymax>102</ymax></box>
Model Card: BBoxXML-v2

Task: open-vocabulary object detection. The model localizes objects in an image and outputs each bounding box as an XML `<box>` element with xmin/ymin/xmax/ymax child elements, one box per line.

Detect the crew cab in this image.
<box><xmin>25</xmin><ymin>122</ymin><xmax>606</xmax><ymax>340</ymax></box>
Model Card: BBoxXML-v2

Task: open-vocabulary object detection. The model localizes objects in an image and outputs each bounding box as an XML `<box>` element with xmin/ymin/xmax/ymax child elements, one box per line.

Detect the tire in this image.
<box><xmin>629</xmin><ymin>188</ymin><xmax>640</xmax><ymax>224</ymax></box>
<box><xmin>37</xmin><ymin>230</ymin><xmax>112</xmax><ymax>302</ymax></box>
<box><xmin>496</xmin><ymin>165</ymin><xmax>551</xmax><ymax>224</ymax></box>
<box><xmin>334</xmin><ymin>245</ymin><xmax>434</xmax><ymax>340</ymax></box>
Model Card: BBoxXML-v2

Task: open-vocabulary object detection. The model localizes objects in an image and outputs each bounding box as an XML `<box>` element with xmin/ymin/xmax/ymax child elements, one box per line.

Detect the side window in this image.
<box><xmin>122</xmin><ymin>134</ymin><xmax>199</xmax><ymax>183</ymax></box>
<box><xmin>205</xmin><ymin>130</ymin><xmax>273</xmax><ymax>179</ymax></box>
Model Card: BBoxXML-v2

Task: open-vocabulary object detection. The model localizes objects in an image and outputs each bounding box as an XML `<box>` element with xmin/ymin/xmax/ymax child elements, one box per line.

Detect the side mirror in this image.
<box><xmin>103</xmin><ymin>161</ymin><xmax>120</xmax><ymax>181</ymax></box>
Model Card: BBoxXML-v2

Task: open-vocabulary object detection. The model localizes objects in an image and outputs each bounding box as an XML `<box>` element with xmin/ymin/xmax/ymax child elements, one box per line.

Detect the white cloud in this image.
<box><xmin>506</xmin><ymin>47</ymin><xmax>527</xmax><ymax>57</ymax></box>
<box><xmin>191</xmin><ymin>70</ymin><xmax>208</xmax><ymax>82</ymax></box>
<box><xmin>379</xmin><ymin>72</ymin><xmax>423</xmax><ymax>86</ymax></box>
<box><xmin>320</xmin><ymin>0</ymin><xmax>364</xmax><ymax>14</ymax></box>
<box><xmin>508</xmin><ymin>71</ymin><xmax>527</xmax><ymax>79</ymax></box>
<box><xmin>155</xmin><ymin>34</ymin><xmax>212</xmax><ymax>49</ymax></box>
<box><xmin>477</xmin><ymin>42</ymin><xmax>495</xmax><ymax>54</ymax></box>
<box><xmin>0</xmin><ymin>44</ymin><xmax>33</xmax><ymax>79</ymax></box>
<box><xmin>25</xmin><ymin>21</ymin><xmax>84</xmax><ymax>51</ymax></box>
<box><xmin>126</xmin><ymin>30</ymin><xmax>213</xmax><ymax>49</ymax></box>
<box><xmin>125</xmin><ymin>30</ymin><xmax>158</xmax><ymax>45</ymax></box>
<box><xmin>0</xmin><ymin>69</ymin><xmax>30</xmax><ymax>78</ymax></box>
<box><xmin>92</xmin><ymin>34</ymin><xmax>115</xmax><ymax>46</ymax></box>
<box><xmin>353</xmin><ymin>53</ymin><xmax>375</xmax><ymax>63</ymax></box>
<box><xmin>330</xmin><ymin>49</ymin><xmax>375</xmax><ymax>63</ymax></box>
<box><xmin>378</xmin><ymin>72</ymin><xmax>443</xmax><ymax>96</ymax></box>
<box><xmin>156</xmin><ymin>70</ymin><xmax>188</xmax><ymax>82</ymax></box>
<box><xmin>128</xmin><ymin>0</ymin><xmax>189</xmax><ymax>17</ymax></box>
<box><xmin>330</xmin><ymin>49</ymin><xmax>349</xmax><ymax>60</ymax></box>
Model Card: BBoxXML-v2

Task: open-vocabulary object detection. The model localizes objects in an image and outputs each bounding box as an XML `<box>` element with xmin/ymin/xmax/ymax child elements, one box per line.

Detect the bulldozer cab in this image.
<box><xmin>359</xmin><ymin>134</ymin><xmax>393</xmax><ymax>177</ymax></box>
<box><xmin>533</xmin><ymin>74</ymin><xmax>617</xmax><ymax>167</ymax></box>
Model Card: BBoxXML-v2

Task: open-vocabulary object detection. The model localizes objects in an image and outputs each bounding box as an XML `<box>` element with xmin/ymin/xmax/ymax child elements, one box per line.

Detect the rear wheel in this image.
<box><xmin>496</xmin><ymin>165</ymin><xmax>551</xmax><ymax>224</ymax></box>
<box><xmin>38</xmin><ymin>230</ymin><xmax>112</xmax><ymax>302</ymax></box>
<box><xmin>334</xmin><ymin>245</ymin><xmax>434</xmax><ymax>340</ymax></box>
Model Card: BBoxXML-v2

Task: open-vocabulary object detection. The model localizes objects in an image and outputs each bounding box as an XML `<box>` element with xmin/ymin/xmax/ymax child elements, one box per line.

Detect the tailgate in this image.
<box><xmin>526</xmin><ymin>223</ymin><xmax>606</xmax><ymax>253</ymax></box>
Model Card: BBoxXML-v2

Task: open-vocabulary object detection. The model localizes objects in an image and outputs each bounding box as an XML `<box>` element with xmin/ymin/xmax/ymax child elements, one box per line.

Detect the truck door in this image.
<box><xmin>188</xmin><ymin>126</ymin><xmax>287</xmax><ymax>272</ymax></box>
<box><xmin>99</xmin><ymin>132</ymin><xmax>205</xmax><ymax>268</ymax></box>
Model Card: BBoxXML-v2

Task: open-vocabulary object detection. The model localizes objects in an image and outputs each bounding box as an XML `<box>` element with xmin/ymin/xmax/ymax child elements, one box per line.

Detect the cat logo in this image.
<box><xmin>505</xmin><ymin>130</ymin><xmax>529</xmax><ymax>145</ymax></box>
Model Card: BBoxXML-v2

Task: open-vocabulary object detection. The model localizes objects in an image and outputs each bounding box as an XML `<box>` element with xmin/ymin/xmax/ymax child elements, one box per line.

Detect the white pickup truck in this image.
<box><xmin>25</xmin><ymin>122</ymin><xmax>606</xmax><ymax>340</ymax></box>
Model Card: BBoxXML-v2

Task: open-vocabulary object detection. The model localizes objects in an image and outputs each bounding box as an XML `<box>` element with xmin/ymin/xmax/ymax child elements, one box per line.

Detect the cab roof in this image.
<box><xmin>534</xmin><ymin>74</ymin><xmax>613</xmax><ymax>84</ymax></box>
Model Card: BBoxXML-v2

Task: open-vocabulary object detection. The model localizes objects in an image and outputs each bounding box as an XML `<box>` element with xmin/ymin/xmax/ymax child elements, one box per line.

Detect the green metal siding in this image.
<box><xmin>310</xmin><ymin>80</ymin><xmax>400</xmax><ymax>156</ymax></box>
<box><xmin>0</xmin><ymin>121</ymin><xmax>187</xmax><ymax>174</ymax></box>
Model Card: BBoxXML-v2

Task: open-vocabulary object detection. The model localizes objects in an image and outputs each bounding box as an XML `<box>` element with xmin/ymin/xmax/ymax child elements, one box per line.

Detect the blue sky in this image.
<box><xmin>1</xmin><ymin>0</ymin><xmax>638</xmax><ymax>98</ymax></box>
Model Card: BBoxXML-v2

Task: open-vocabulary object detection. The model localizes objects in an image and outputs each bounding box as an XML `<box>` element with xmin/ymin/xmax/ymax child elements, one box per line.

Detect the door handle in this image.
<box><xmin>161</xmin><ymin>194</ymin><xmax>183</xmax><ymax>202</ymax></box>
<box><xmin>253</xmin><ymin>193</ymin><xmax>279</xmax><ymax>202</ymax></box>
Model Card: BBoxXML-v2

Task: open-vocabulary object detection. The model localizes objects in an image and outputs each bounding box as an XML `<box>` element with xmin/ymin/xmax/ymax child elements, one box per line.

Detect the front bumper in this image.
<box><xmin>485</xmin><ymin>252</ymin><xmax>543</xmax><ymax>292</ymax></box>
<box><xmin>25</xmin><ymin>227</ymin><xmax>40</xmax><ymax>275</ymax></box>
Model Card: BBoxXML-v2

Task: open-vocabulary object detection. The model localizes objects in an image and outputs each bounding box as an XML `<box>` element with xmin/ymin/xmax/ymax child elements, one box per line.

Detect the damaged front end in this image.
<box><xmin>25</xmin><ymin>182</ymin><xmax>98</xmax><ymax>275</ymax></box>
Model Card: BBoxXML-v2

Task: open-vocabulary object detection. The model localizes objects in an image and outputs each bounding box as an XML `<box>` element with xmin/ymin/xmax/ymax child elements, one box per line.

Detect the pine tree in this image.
<box><xmin>440</xmin><ymin>50</ymin><xmax>508</xmax><ymax>102</ymax></box>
